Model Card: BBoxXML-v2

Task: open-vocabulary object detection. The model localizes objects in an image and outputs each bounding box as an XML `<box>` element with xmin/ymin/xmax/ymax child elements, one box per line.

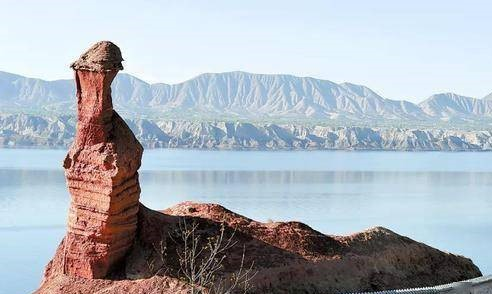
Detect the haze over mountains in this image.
<box><xmin>2</xmin><ymin>70</ymin><xmax>492</xmax><ymax>123</ymax></box>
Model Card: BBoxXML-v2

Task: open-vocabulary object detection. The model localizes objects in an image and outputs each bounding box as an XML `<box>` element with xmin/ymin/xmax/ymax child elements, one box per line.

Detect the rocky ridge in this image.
<box><xmin>2</xmin><ymin>113</ymin><xmax>492</xmax><ymax>150</ymax></box>
<box><xmin>2</xmin><ymin>70</ymin><xmax>492</xmax><ymax>122</ymax></box>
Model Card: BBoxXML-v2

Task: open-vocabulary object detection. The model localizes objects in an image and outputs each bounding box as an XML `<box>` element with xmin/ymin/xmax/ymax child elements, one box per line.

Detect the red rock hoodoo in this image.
<box><xmin>62</xmin><ymin>41</ymin><xmax>143</xmax><ymax>278</ymax></box>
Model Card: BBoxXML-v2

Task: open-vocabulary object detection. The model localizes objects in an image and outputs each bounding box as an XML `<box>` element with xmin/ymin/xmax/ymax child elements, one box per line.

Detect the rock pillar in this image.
<box><xmin>62</xmin><ymin>41</ymin><xmax>143</xmax><ymax>278</ymax></box>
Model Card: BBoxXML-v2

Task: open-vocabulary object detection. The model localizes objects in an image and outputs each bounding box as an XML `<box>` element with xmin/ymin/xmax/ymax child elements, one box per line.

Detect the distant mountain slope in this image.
<box><xmin>1</xmin><ymin>70</ymin><xmax>491</xmax><ymax>123</ymax></box>
<box><xmin>125</xmin><ymin>72</ymin><xmax>427</xmax><ymax>119</ymax></box>
<box><xmin>0</xmin><ymin>71</ymin><xmax>74</xmax><ymax>109</ymax></box>
<box><xmin>482</xmin><ymin>92</ymin><xmax>492</xmax><ymax>101</ymax></box>
<box><xmin>419</xmin><ymin>93</ymin><xmax>492</xmax><ymax>119</ymax></box>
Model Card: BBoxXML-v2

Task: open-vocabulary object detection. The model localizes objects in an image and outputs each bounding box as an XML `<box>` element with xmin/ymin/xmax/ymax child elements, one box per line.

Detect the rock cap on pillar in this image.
<box><xmin>70</xmin><ymin>41</ymin><xmax>125</xmax><ymax>146</ymax></box>
<box><xmin>62</xmin><ymin>40</ymin><xmax>143</xmax><ymax>279</ymax></box>
<box><xmin>71</xmin><ymin>41</ymin><xmax>124</xmax><ymax>72</ymax></box>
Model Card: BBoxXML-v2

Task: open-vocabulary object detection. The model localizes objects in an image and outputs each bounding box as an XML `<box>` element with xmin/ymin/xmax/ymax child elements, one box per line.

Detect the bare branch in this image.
<box><xmin>148</xmin><ymin>218</ymin><xmax>257</xmax><ymax>294</ymax></box>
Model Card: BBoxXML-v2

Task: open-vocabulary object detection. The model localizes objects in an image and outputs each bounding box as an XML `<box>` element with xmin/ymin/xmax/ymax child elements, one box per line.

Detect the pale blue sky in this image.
<box><xmin>1</xmin><ymin>0</ymin><xmax>491</xmax><ymax>102</ymax></box>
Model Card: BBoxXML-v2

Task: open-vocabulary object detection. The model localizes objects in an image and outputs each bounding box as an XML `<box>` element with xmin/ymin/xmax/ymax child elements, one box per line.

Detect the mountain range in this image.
<box><xmin>3</xmin><ymin>70</ymin><xmax>492</xmax><ymax>150</ymax></box>
<box><xmin>2</xmin><ymin>70</ymin><xmax>492</xmax><ymax>124</ymax></box>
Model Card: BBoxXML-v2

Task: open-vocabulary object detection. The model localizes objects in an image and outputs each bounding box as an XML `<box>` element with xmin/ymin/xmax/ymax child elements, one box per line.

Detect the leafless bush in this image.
<box><xmin>209</xmin><ymin>246</ymin><xmax>256</xmax><ymax>294</ymax></box>
<box><xmin>146</xmin><ymin>239</ymin><xmax>167</xmax><ymax>276</ymax></box>
<box><xmin>149</xmin><ymin>219</ymin><xmax>256</xmax><ymax>294</ymax></box>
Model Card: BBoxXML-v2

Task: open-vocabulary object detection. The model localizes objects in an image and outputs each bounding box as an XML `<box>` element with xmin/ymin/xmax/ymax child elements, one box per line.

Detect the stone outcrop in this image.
<box><xmin>38</xmin><ymin>202</ymin><xmax>481</xmax><ymax>293</ymax></box>
<box><xmin>37</xmin><ymin>41</ymin><xmax>482</xmax><ymax>293</ymax></box>
<box><xmin>61</xmin><ymin>41</ymin><xmax>143</xmax><ymax>278</ymax></box>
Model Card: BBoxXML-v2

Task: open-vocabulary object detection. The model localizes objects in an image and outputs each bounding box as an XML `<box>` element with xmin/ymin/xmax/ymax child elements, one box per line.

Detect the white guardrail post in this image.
<box><xmin>343</xmin><ymin>275</ymin><xmax>492</xmax><ymax>294</ymax></box>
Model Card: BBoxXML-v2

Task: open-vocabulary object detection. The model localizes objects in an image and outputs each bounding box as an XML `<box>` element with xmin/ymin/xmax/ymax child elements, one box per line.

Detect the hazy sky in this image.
<box><xmin>1</xmin><ymin>0</ymin><xmax>491</xmax><ymax>102</ymax></box>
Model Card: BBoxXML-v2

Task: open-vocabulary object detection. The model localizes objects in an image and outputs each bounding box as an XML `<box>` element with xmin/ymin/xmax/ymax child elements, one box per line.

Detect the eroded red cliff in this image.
<box><xmin>61</xmin><ymin>41</ymin><xmax>143</xmax><ymax>279</ymax></box>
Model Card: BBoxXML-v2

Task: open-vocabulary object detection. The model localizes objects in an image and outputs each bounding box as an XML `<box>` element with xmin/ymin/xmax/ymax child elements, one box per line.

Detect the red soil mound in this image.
<box><xmin>37</xmin><ymin>202</ymin><xmax>481</xmax><ymax>294</ymax></box>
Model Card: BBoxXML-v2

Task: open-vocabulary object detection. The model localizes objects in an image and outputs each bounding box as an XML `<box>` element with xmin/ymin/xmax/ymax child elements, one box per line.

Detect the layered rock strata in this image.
<box><xmin>62</xmin><ymin>41</ymin><xmax>143</xmax><ymax>278</ymax></box>
<box><xmin>3</xmin><ymin>115</ymin><xmax>492</xmax><ymax>151</ymax></box>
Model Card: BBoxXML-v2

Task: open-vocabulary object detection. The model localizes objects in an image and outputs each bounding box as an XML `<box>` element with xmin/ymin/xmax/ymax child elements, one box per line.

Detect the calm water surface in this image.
<box><xmin>1</xmin><ymin>149</ymin><xmax>491</xmax><ymax>293</ymax></box>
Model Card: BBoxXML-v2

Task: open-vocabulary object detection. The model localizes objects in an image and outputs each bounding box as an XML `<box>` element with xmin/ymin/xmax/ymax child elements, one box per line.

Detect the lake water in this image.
<box><xmin>1</xmin><ymin>149</ymin><xmax>492</xmax><ymax>294</ymax></box>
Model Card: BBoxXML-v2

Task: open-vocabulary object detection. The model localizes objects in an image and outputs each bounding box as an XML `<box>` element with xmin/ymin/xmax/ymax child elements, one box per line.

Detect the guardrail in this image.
<box><xmin>345</xmin><ymin>275</ymin><xmax>492</xmax><ymax>294</ymax></box>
